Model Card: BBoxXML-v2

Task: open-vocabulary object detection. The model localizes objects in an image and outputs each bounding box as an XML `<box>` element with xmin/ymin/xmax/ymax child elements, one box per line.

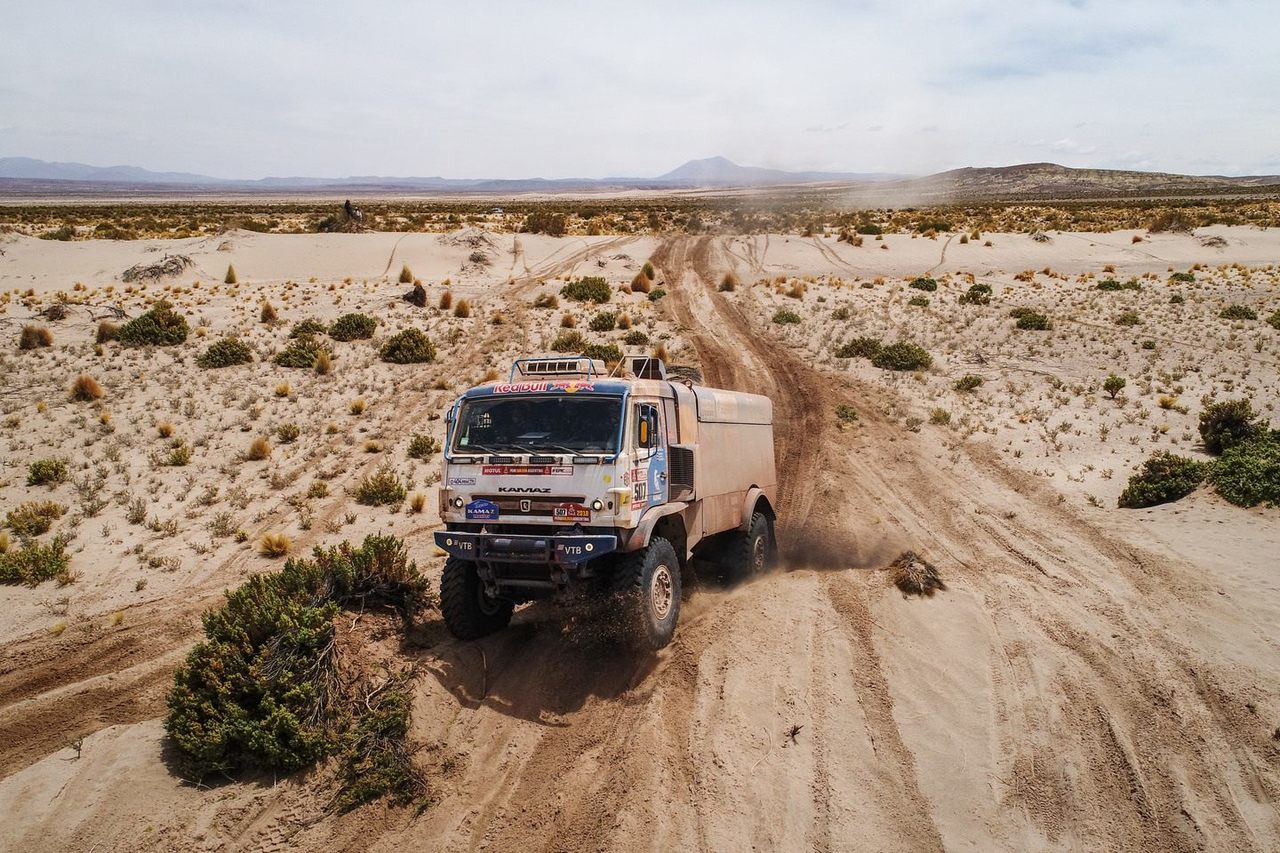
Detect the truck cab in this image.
<box><xmin>434</xmin><ymin>355</ymin><xmax>777</xmax><ymax>649</ymax></box>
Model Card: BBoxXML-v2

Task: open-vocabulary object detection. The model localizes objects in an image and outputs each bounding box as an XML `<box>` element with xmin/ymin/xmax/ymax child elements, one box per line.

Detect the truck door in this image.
<box><xmin>632</xmin><ymin>402</ymin><xmax>667</xmax><ymax>508</ymax></box>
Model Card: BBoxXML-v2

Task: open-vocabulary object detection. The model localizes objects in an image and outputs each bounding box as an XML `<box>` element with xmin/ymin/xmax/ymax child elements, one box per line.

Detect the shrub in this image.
<box><xmin>40</xmin><ymin>225</ymin><xmax>76</xmax><ymax>241</ymax></box>
<box><xmin>623</xmin><ymin>329</ymin><xmax>650</xmax><ymax>346</ymax></box>
<box><xmin>407</xmin><ymin>433</ymin><xmax>439</xmax><ymax>460</ymax></box>
<box><xmin>584</xmin><ymin>342</ymin><xmax>623</xmax><ymax>364</ymax></box>
<box><xmin>1210</xmin><ymin>435</ymin><xmax>1280</xmax><ymax>507</ymax></box>
<box><xmin>589</xmin><ymin>311</ymin><xmax>617</xmax><ymax>332</ymax></box>
<box><xmin>0</xmin><ymin>536</ymin><xmax>69</xmax><ymax>586</ymax></box>
<box><xmin>167</xmin><ymin>440</ymin><xmax>192</xmax><ymax>467</ymax></box>
<box><xmin>909</xmin><ymin>277</ymin><xmax>937</xmax><ymax>292</ymax></box>
<box><xmin>5</xmin><ymin>501</ymin><xmax>66</xmax><ymax>538</ymax></box>
<box><xmin>533</xmin><ymin>293</ymin><xmax>559</xmax><ymax>309</ymax></box>
<box><xmin>907</xmin><ymin>294</ymin><xmax>930</xmax><ymax>307</ymax></box>
<box><xmin>1219</xmin><ymin>305</ymin><xmax>1257</xmax><ymax>321</ymax></box>
<box><xmin>96</xmin><ymin>321</ymin><xmax>119</xmax><ymax>343</ymax></box>
<box><xmin>1170</xmin><ymin>271</ymin><xmax>1195</xmax><ymax>283</ymax></box>
<box><xmin>521</xmin><ymin>212</ymin><xmax>567</xmax><ymax>236</ymax></box>
<box><xmin>246</xmin><ymin>436</ymin><xmax>272</xmax><ymax>461</ymax></box>
<box><xmin>630</xmin><ymin>273</ymin><xmax>651</xmax><ymax>294</ymax></box>
<box><xmin>198</xmin><ymin>337</ymin><xmax>253</xmax><ymax>368</ymax></box>
<box><xmin>1096</xmin><ymin>278</ymin><xmax>1140</xmax><ymax>292</ymax></box>
<box><xmin>641</xmin><ymin>261</ymin><xmax>656</xmax><ymax>280</ymax></box>
<box><xmin>832</xmin><ymin>305</ymin><xmax>851</xmax><ymax>320</ymax></box>
<box><xmin>1267</xmin><ymin>309</ymin><xmax>1280</xmax><ymax>330</ymax></box>
<box><xmin>329</xmin><ymin>313</ymin><xmax>377</xmax><ymax>341</ymax></box>
<box><xmin>259</xmin><ymin>532</ymin><xmax>292</xmax><ymax>558</ymax></box>
<box><xmin>1171</xmin><ymin>293</ymin><xmax>1185</xmax><ymax>304</ymax></box>
<box><xmin>277</xmin><ymin>423</ymin><xmax>301</xmax><ymax>443</ymax></box>
<box><xmin>224</xmin><ymin>264</ymin><xmax>238</xmax><ymax>284</ymax></box>
<box><xmin>1147</xmin><ymin>210</ymin><xmax>1194</xmax><ymax>233</ymax></box>
<box><xmin>260</xmin><ymin>301</ymin><xmax>278</xmax><ymax>324</ymax></box>
<box><xmin>958</xmin><ymin>283</ymin><xmax>991</xmax><ymax>305</ymax></box>
<box><xmin>835</xmin><ymin>405</ymin><xmax>858</xmax><ymax>424</ymax></box>
<box><xmin>772</xmin><ymin>309</ymin><xmax>802</xmax><ymax>325</ymax></box>
<box><xmin>70</xmin><ymin>374</ymin><xmax>103</xmax><ymax>401</ymax></box>
<box><xmin>117</xmin><ymin>300</ymin><xmax>189</xmax><ymax>346</ymax></box>
<box><xmin>1198</xmin><ymin>398</ymin><xmax>1262</xmax><ymax>455</ymax></box>
<box><xmin>648</xmin><ymin>288</ymin><xmax>666</xmax><ymax>301</ymax></box>
<box><xmin>1103</xmin><ymin>375</ymin><xmax>1126</xmax><ymax>399</ymax></box>
<box><xmin>349</xmin><ymin>397</ymin><xmax>366</xmax><ymax>415</ymax></box>
<box><xmin>274</xmin><ymin>336</ymin><xmax>327</xmax><ymax>368</ymax></box>
<box><xmin>290</xmin><ymin>318</ymin><xmax>327</xmax><ymax>339</ymax></box>
<box><xmin>398</xmin><ymin>264</ymin><xmax>413</xmax><ymax>284</ymax></box>
<box><xmin>872</xmin><ymin>341</ymin><xmax>932</xmax><ymax>371</ymax></box>
<box><xmin>953</xmin><ymin>374</ymin><xmax>983</xmax><ymax>392</ymax></box>
<box><xmin>1118</xmin><ymin>453</ymin><xmax>1208</xmax><ymax>508</ymax></box>
<box><xmin>560</xmin><ymin>276</ymin><xmax>611</xmax><ymax>303</ymax></box>
<box><xmin>27</xmin><ymin>458</ymin><xmax>68</xmax><ymax>487</ymax></box>
<box><xmin>835</xmin><ymin>336</ymin><xmax>883</xmax><ymax>359</ymax></box>
<box><xmin>19</xmin><ymin>325</ymin><xmax>53</xmax><ymax>350</ymax></box>
<box><xmin>313</xmin><ymin>349</ymin><xmax>333</xmax><ymax>375</ymax></box>
<box><xmin>1011</xmin><ymin>309</ymin><xmax>1051</xmax><ymax>330</ymax></box>
<box><xmin>380</xmin><ymin>329</ymin><xmax>436</xmax><ymax>364</ymax></box>
<box><xmin>158</xmin><ymin>421</ymin><xmax>175</xmax><ymax>438</ymax></box>
<box><xmin>560</xmin><ymin>313</ymin><xmax>576</xmax><ymax>328</ymax></box>
<box><xmin>354</xmin><ymin>466</ymin><xmax>406</xmax><ymax>506</ymax></box>
<box><xmin>165</xmin><ymin>536</ymin><xmax>427</xmax><ymax>787</ymax></box>
<box><xmin>1115</xmin><ymin>310</ymin><xmax>1141</xmax><ymax>327</ymax></box>
<box><xmin>551</xmin><ymin>330</ymin><xmax>587</xmax><ymax>352</ymax></box>
<box><xmin>453</xmin><ymin>299</ymin><xmax>472</xmax><ymax>318</ymax></box>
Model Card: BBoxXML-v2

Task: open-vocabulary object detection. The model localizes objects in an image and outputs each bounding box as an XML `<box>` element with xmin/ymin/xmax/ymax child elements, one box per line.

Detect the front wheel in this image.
<box><xmin>612</xmin><ymin>537</ymin><xmax>682</xmax><ymax>650</ymax></box>
<box><xmin>440</xmin><ymin>558</ymin><xmax>513</xmax><ymax>640</ymax></box>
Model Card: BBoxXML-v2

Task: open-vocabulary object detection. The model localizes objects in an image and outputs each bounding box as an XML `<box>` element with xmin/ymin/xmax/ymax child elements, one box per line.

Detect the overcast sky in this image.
<box><xmin>2</xmin><ymin>0</ymin><xmax>1278</xmax><ymax>179</ymax></box>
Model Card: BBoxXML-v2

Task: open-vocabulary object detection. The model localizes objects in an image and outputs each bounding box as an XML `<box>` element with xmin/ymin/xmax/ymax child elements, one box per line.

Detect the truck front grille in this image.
<box><xmin>472</xmin><ymin>495</ymin><xmax>586</xmax><ymax>517</ymax></box>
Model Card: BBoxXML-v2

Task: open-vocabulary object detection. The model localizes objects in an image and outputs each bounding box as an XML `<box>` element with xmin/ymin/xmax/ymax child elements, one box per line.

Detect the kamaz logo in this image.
<box><xmin>497</xmin><ymin>487</ymin><xmax>551</xmax><ymax>494</ymax></box>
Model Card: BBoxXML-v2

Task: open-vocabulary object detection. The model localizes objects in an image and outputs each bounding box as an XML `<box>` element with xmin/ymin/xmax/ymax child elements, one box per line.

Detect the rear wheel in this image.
<box><xmin>725</xmin><ymin>512</ymin><xmax>772</xmax><ymax>582</ymax></box>
<box><xmin>440</xmin><ymin>558</ymin><xmax>513</xmax><ymax>640</ymax></box>
<box><xmin>612</xmin><ymin>537</ymin><xmax>682</xmax><ymax>650</ymax></box>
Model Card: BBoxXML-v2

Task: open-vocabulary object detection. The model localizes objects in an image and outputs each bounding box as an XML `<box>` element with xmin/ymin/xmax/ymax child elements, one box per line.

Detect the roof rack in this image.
<box><xmin>509</xmin><ymin>355</ymin><xmax>603</xmax><ymax>381</ymax></box>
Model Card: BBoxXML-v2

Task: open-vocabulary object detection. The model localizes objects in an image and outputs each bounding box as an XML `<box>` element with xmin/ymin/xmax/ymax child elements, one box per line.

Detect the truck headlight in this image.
<box><xmin>452</xmin><ymin>497</ymin><xmax>464</xmax><ymax>509</ymax></box>
<box><xmin>591</xmin><ymin>499</ymin><xmax>603</xmax><ymax>511</ymax></box>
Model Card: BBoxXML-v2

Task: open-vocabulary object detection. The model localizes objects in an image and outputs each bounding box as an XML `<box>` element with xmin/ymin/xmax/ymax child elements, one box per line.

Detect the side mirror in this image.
<box><xmin>637</xmin><ymin>409</ymin><xmax>659</xmax><ymax>449</ymax></box>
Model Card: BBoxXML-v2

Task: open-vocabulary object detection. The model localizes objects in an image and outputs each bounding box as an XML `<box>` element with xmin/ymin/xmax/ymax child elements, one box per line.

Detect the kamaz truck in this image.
<box><xmin>434</xmin><ymin>355</ymin><xmax>777</xmax><ymax>649</ymax></box>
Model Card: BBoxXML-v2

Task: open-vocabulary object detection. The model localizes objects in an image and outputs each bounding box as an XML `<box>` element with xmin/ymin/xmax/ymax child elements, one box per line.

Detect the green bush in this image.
<box><xmin>1267</xmin><ymin>309</ymin><xmax>1280</xmax><ymax>330</ymax></box>
<box><xmin>329</xmin><ymin>313</ymin><xmax>378</xmax><ymax>341</ymax></box>
<box><xmin>1210</xmin><ymin>435</ymin><xmax>1280</xmax><ymax>507</ymax></box>
<box><xmin>1011</xmin><ymin>308</ymin><xmax>1051</xmax><ymax>330</ymax></box>
<box><xmin>1170</xmin><ymin>293</ymin><xmax>1185</xmax><ymax>304</ymax></box>
<box><xmin>834</xmin><ymin>336</ymin><xmax>883</xmax><ymax>359</ymax></box>
<box><xmin>379</xmin><ymin>329</ymin><xmax>436</xmax><ymax>364</ymax></box>
<box><xmin>953</xmin><ymin>374</ymin><xmax>984</xmax><ymax>392</ymax></box>
<box><xmin>907</xmin><ymin>294</ymin><xmax>930</xmax><ymax>307</ymax></box>
<box><xmin>0</xmin><ymin>536</ymin><xmax>69</xmax><ymax>585</ymax></box>
<box><xmin>623</xmin><ymin>330</ymin><xmax>650</xmax><ymax>346</ymax></box>
<box><xmin>197</xmin><ymin>337</ymin><xmax>253</xmax><ymax>369</ymax></box>
<box><xmin>290</xmin><ymin>318</ymin><xmax>328</xmax><ymax>339</ymax></box>
<box><xmin>1198</xmin><ymin>398</ymin><xmax>1262</xmax><ymax>455</ymax></box>
<box><xmin>1170</xmin><ymin>271</ymin><xmax>1195</xmax><ymax>283</ymax></box>
<box><xmin>551</xmin><ymin>330</ymin><xmax>587</xmax><ymax>352</ymax></box>
<box><xmin>40</xmin><ymin>225</ymin><xmax>76</xmax><ymax>241</ymax></box>
<box><xmin>1114</xmin><ymin>310</ymin><xmax>1141</xmax><ymax>327</ymax></box>
<box><xmin>772</xmin><ymin>309</ymin><xmax>802</xmax><ymax>325</ymax></box>
<box><xmin>521</xmin><ymin>212</ymin><xmax>566</xmax><ymax>236</ymax></box>
<box><xmin>584</xmin><ymin>342</ymin><xmax>623</xmax><ymax>364</ymax></box>
<box><xmin>1103</xmin><ymin>374</ymin><xmax>1126</xmax><ymax>399</ymax></box>
<box><xmin>855</xmin><ymin>222</ymin><xmax>883</xmax><ymax>235</ymax></box>
<box><xmin>27</xmin><ymin>458</ymin><xmax>68</xmax><ymax>487</ymax></box>
<box><xmin>5</xmin><ymin>501</ymin><xmax>66</xmax><ymax>538</ymax></box>
<box><xmin>908</xmin><ymin>277</ymin><xmax>937</xmax><ymax>292</ymax></box>
<box><xmin>647</xmin><ymin>288</ymin><xmax>666</xmax><ymax>301</ymax></box>
<box><xmin>1219</xmin><ymin>305</ymin><xmax>1257</xmax><ymax>321</ymax></box>
<box><xmin>407</xmin><ymin>433</ymin><xmax>439</xmax><ymax>460</ymax></box>
<box><xmin>958</xmin><ymin>283</ymin><xmax>991</xmax><ymax>305</ymax></box>
<box><xmin>354</xmin><ymin>466</ymin><xmax>407</xmax><ymax>506</ymax></box>
<box><xmin>273</xmin><ymin>336</ymin><xmax>327</xmax><ymax>368</ymax></box>
<box><xmin>117</xmin><ymin>300</ymin><xmax>189</xmax><ymax>346</ymax></box>
<box><xmin>588</xmin><ymin>311</ymin><xmax>617</xmax><ymax>332</ymax></box>
<box><xmin>560</xmin><ymin>277</ymin><xmax>612</xmax><ymax>303</ymax></box>
<box><xmin>871</xmin><ymin>341</ymin><xmax>932</xmax><ymax>371</ymax></box>
<box><xmin>165</xmin><ymin>536</ymin><xmax>427</xmax><ymax>785</ymax></box>
<box><xmin>1096</xmin><ymin>278</ymin><xmax>1141</xmax><ymax>292</ymax></box>
<box><xmin>1118</xmin><ymin>453</ymin><xmax>1208</xmax><ymax>508</ymax></box>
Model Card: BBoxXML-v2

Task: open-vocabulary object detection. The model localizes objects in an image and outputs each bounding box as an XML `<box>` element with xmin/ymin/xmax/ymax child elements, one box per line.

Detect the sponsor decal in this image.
<box><xmin>632</xmin><ymin>480</ymin><xmax>648</xmax><ymax>506</ymax></box>
<box><xmin>465</xmin><ymin>499</ymin><xmax>499</xmax><ymax>521</ymax></box>
<box><xmin>552</xmin><ymin>502</ymin><xmax>592</xmax><ymax>522</ymax></box>
<box><xmin>447</xmin><ymin>476</ymin><xmax>476</xmax><ymax>486</ymax></box>
<box><xmin>498</xmin><ymin>486</ymin><xmax>551</xmax><ymax>494</ymax></box>
<box><xmin>492</xmin><ymin>380</ymin><xmax>595</xmax><ymax>394</ymax></box>
<box><xmin>482</xmin><ymin>465</ymin><xmax>573</xmax><ymax>476</ymax></box>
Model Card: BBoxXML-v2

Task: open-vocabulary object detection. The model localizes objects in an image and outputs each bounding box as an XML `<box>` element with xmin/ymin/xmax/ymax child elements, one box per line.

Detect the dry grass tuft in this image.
<box><xmin>19</xmin><ymin>325</ymin><xmax>53</xmax><ymax>350</ymax></box>
<box><xmin>454</xmin><ymin>299</ymin><xmax>472</xmax><ymax>318</ymax></box>
<box><xmin>96</xmin><ymin>320</ymin><xmax>119</xmax><ymax>344</ymax></box>
<box><xmin>313</xmin><ymin>349</ymin><xmax>332</xmax><ymax>374</ymax></box>
<box><xmin>260</xmin><ymin>301</ymin><xmax>278</xmax><ymax>324</ymax></box>
<box><xmin>225</xmin><ymin>264</ymin><xmax>238</xmax><ymax>284</ymax></box>
<box><xmin>259</xmin><ymin>531</ymin><xmax>291</xmax><ymax>557</ymax></box>
<box><xmin>349</xmin><ymin>397</ymin><xmax>366</xmax><ymax>415</ymax></box>
<box><xmin>246</xmin><ymin>436</ymin><xmax>272</xmax><ymax>461</ymax></box>
<box><xmin>891</xmin><ymin>551</ymin><xmax>946</xmax><ymax>597</ymax></box>
<box><xmin>560</xmin><ymin>313</ymin><xmax>576</xmax><ymax>328</ymax></box>
<box><xmin>408</xmin><ymin>492</ymin><xmax>426</xmax><ymax>514</ymax></box>
<box><xmin>439</xmin><ymin>291</ymin><xmax>453</xmax><ymax>310</ymax></box>
<box><xmin>274</xmin><ymin>382</ymin><xmax>291</xmax><ymax>398</ymax></box>
<box><xmin>69</xmin><ymin>373</ymin><xmax>103</xmax><ymax>401</ymax></box>
<box><xmin>157</xmin><ymin>421</ymin><xmax>175</xmax><ymax>438</ymax></box>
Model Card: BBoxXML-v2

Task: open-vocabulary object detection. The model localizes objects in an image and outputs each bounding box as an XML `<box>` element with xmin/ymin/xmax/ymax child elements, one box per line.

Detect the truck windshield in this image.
<box><xmin>451</xmin><ymin>395</ymin><xmax>623</xmax><ymax>455</ymax></box>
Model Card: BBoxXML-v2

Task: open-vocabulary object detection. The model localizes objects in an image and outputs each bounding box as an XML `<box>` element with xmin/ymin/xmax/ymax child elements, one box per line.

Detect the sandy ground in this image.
<box><xmin>0</xmin><ymin>226</ymin><xmax>1277</xmax><ymax>852</ymax></box>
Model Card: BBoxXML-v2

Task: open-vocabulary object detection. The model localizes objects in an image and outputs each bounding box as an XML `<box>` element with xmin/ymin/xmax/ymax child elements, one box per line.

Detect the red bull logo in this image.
<box><xmin>493</xmin><ymin>380</ymin><xmax>595</xmax><ymax>394</ymax></box>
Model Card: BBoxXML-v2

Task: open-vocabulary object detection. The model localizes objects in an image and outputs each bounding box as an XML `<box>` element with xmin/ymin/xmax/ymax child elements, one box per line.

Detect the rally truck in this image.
<box><xmin>434</xmin><ymin>354</ymin><xmax>777</xmax><ymax>649</ymax></box>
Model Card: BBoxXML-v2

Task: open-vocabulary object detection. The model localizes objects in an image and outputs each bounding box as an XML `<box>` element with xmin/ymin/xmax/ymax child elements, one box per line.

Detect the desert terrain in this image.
<box><xmin>0</xmin><ymin>220</ymin><xmax>1278</xmax><ymax>852</ymax></box>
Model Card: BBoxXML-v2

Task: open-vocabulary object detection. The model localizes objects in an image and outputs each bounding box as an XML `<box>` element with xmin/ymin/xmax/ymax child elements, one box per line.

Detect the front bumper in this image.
<box><xmin>434</xmin><ymin>531</ymin><xmax>618</xmax><ymax>566</ymax></box>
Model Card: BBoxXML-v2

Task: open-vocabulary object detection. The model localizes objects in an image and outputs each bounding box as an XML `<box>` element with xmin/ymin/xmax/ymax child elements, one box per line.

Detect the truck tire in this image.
<box><xmin>725</xmin><ymin>512</ymin><xmax>772</xmax><ymax>582</ymax></box>
<box><xmin>440</xmin><ymin>558</ymin><xmax>513</xmax><ymax>640</ymax></box>
<box><xmin>612</xmin><ymin>537</ymin><xmax>682</xmax><ymax>650</ymax></box>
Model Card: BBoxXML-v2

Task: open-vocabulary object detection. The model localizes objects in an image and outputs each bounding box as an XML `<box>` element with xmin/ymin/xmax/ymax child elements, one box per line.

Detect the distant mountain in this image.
<box><xmin>654</xmin><ymin>156</ymin><xmax>899</xmax><ymax>186</ymax></box>
<box><xmin>1</xmin><ymin>156</ymin><xmax>1277</xmax><ymax>200</ymax></box>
